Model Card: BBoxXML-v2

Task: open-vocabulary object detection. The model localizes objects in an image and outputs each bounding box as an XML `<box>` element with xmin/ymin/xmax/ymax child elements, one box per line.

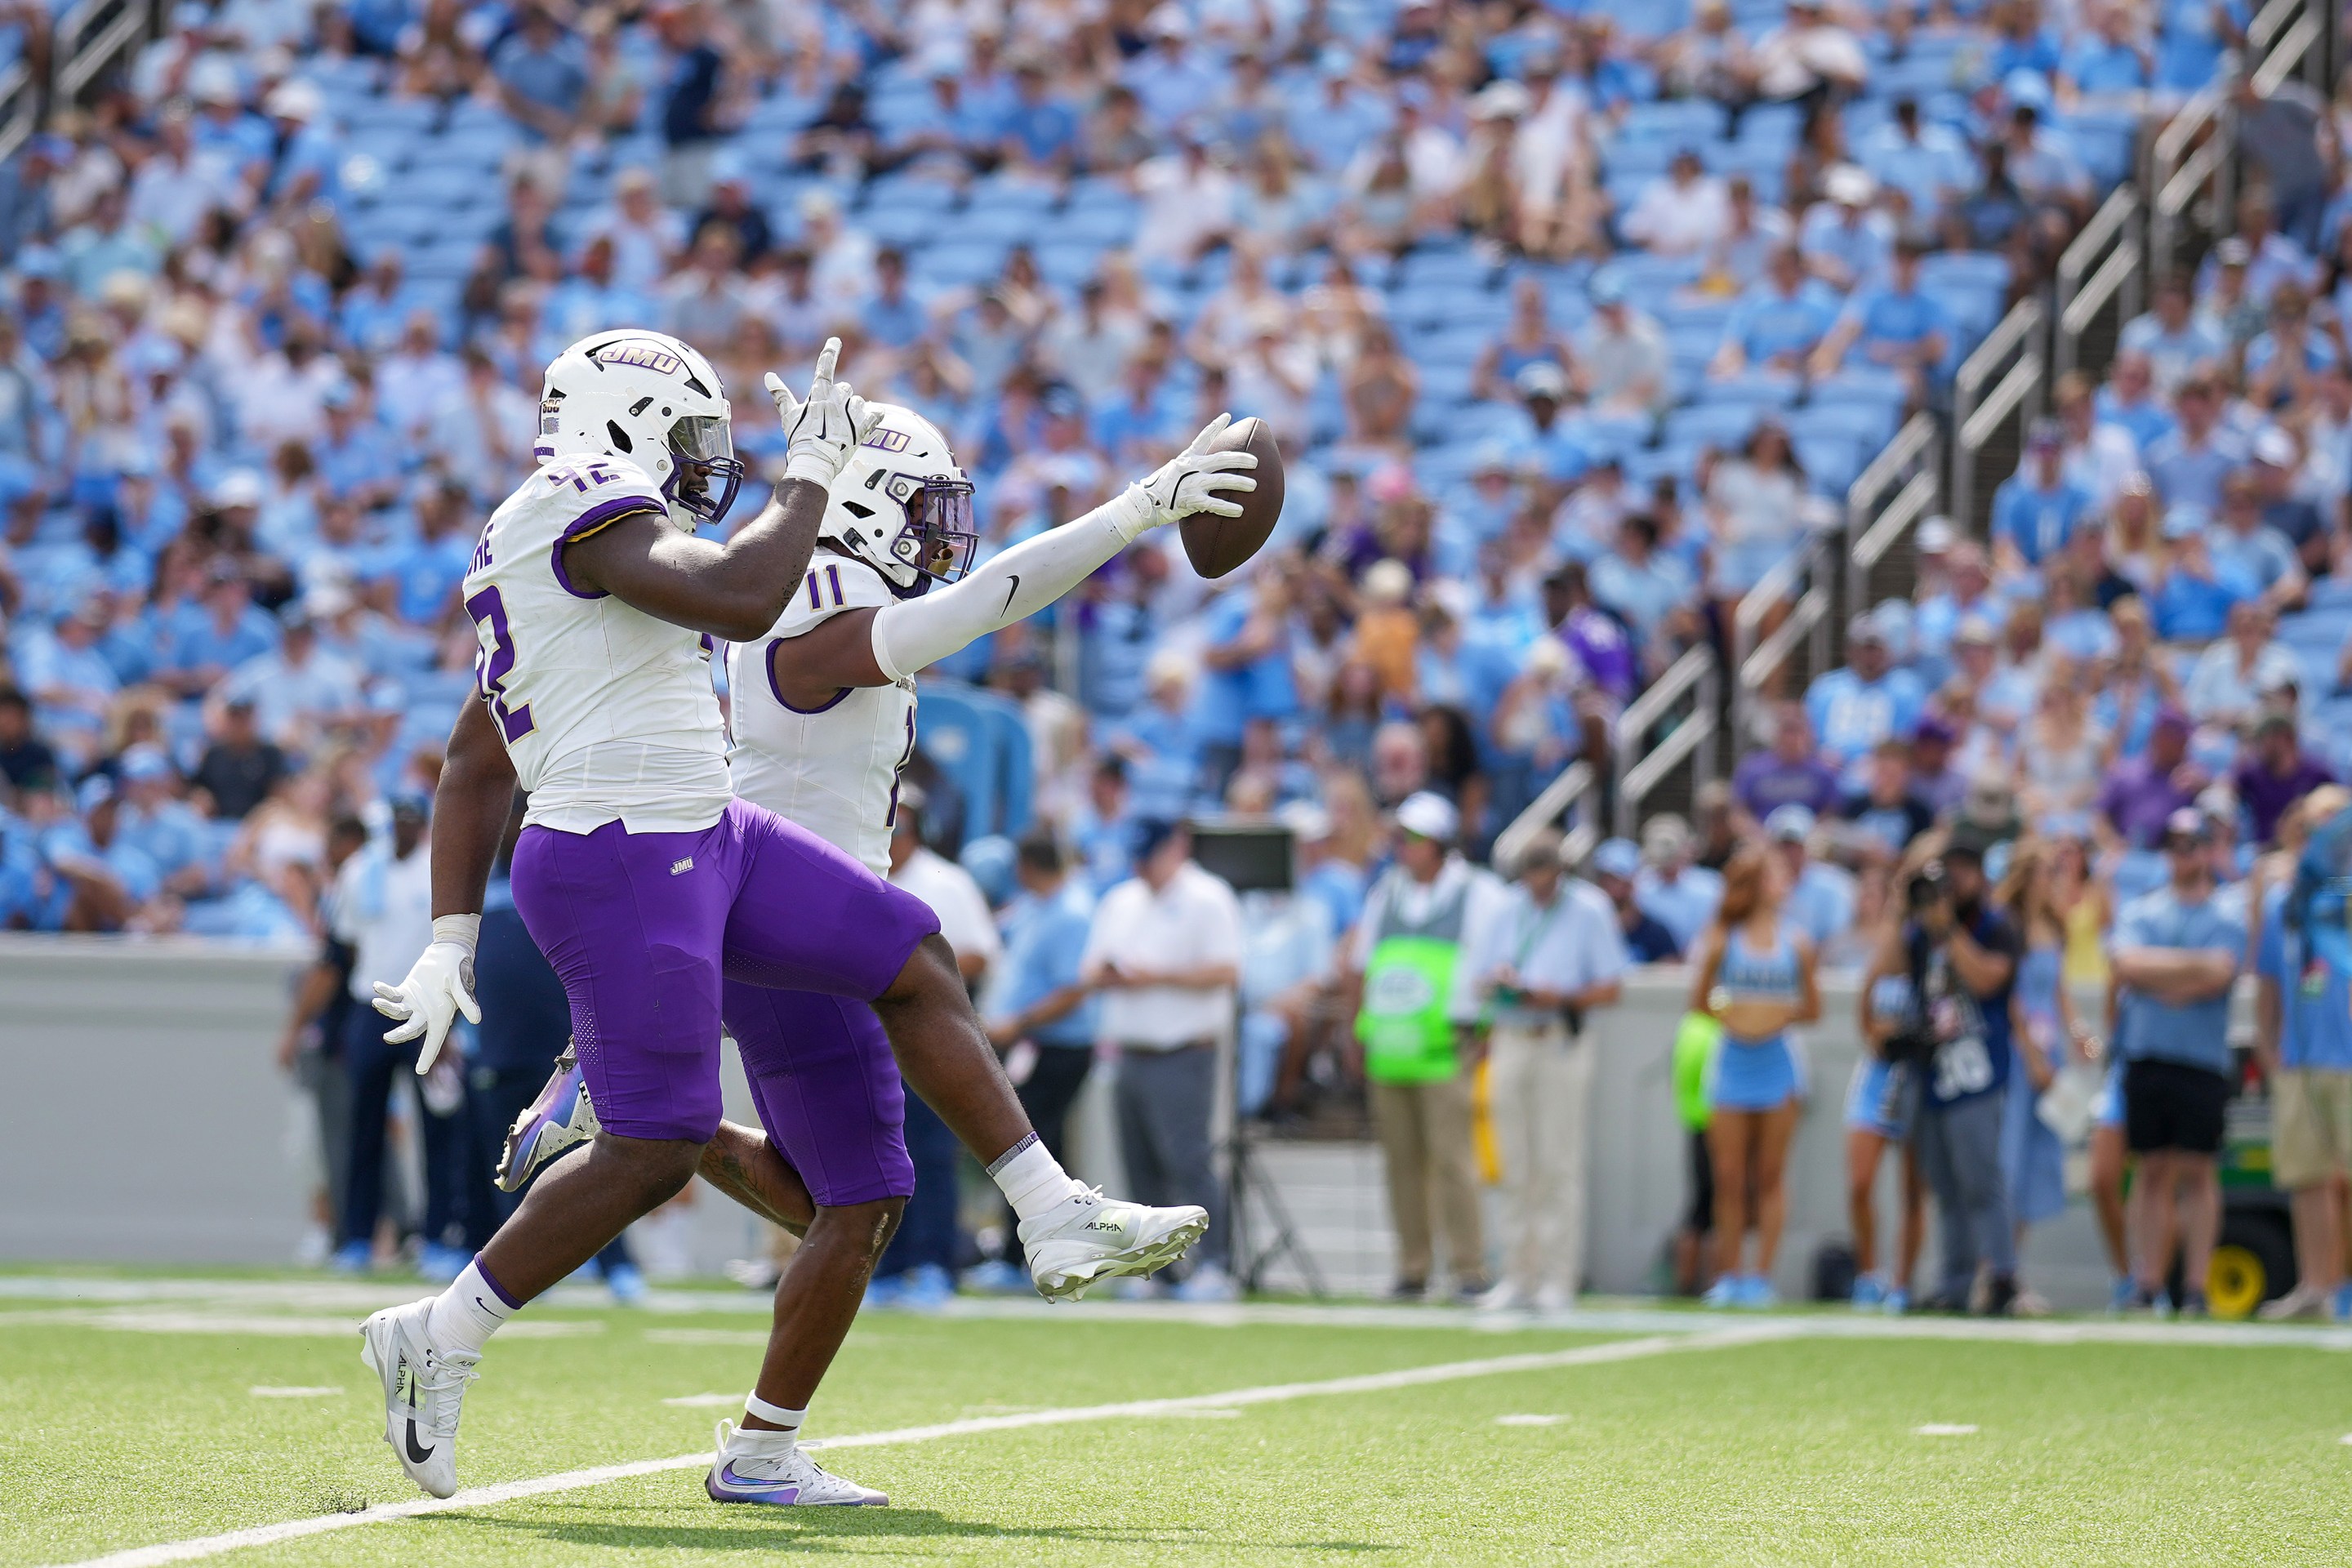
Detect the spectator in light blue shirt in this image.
<box><xmin>1811</xmin><ymin>238</ymin><xmax>1951</xmax><ymax>387</ymax></box>
<box><xmin>1859</xmin><ymin>96</ymin><xmax>1975</xmax><ymax>216</ymax></box>
<box><xmin>2120</xmin><ymin>275</ymin><xmax>2227</xmax><ymax>395</ymax></box>
<box><xmin>2110</xmin><ymin>808</ymin><xmax>2246</xmax><ymax>1312</ymax></box>
<box><xmin>2150</xmin><ymin>510</ymin><xmax>2247</xmax><ymax>642</ymax></box>
<box><xmin>1805</xmin><ymin>616</ymin><xmax>1927</xmax><ymax>772</ymax></box>
<box><xmin>1711</xmin><ymin>245</ymin><xmax>1842</xmax><ymax>378</ymax></box>
<box><xmin>1989</xmin><ymin>421</ymin><xmax>2092</xmax><ymax>569</ymax></box>
<box><xmin>1633</xmin><ymin>813</ymin><xmax>1723</xmax><ymax>952</ymax></box>
<box><xmin>162</xmin><ymin>568</ymin><xmax>280</xmax><ymax>700</ymax></box>
<box><xmin>2062</xmin><ymin>10</ymin><xmax>2151</xmax><ymax>96</ymax></box>
<box><xmin>1589</xmin><ymin>514</ymin><xmax>1696</xmax><ymax>648</ymax></box>
<box><xmin>1765</xmin><ymin>805</ymin><xmax>1857</xmax><ymax>947</ymax></box>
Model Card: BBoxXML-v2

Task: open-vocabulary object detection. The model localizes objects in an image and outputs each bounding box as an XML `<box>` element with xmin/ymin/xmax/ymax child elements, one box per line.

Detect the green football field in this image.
<box><xmin>7</xmin><ymin>1271</ymin><xmax>2352</xmax><ymax>1567</ymax></box>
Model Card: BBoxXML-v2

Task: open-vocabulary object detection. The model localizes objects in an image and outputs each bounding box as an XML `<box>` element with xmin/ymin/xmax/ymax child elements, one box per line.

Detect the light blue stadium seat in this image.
<box><xmin>1796</xmin><ymin>435</ymin><xmax>1865</xmax><ymax>495</ymax></box>
<box><xmin>1404</xmin><ymin>325</ymin><xmax>1490</xmax><ymax>368</ymax></box>
<box><xmin>1626</xmin><ymin>445</ymin><xmax>1699</xmax><ymax>488</ymax></box>
<box><xmin>1788</xmin><ymin>402</ymin><xmax>1897</xmax><ymax>450</ymax></box>
<box><xmin>1045</xmin><ymin>206</ymin><xmax>1140</xmax><ymax>247</ymax></box>
<box><xmin>2306</xmin><ymin>577</ymin><xmax>2352</xmax><ymax>612</ymax></box>
<box><xmin>967</xmin><ymin>175</ymin><xmax>1060</xmax><ymax>214</ymax></box>
<box><xmin>1810</xmin><ymin>367</ymin><xmax>1907</xmax><ymax>408</ymax></box>
<box><xmin>1665</xmin><ymin>403</ymin><xmax>1763</xmax><ymax>452</ymax></box>
<box><xmin>911</xmin><ymin>241</ymin><xmax>1010</xmax><ymax>287</ymax></box>
<box><xmin>1699</xmin><ymin>371</ymin><xmax>1799</xmax><ymax>409</ymax></box>
<box><xmin>1918</xmin><ymin>251</ymin><xmax>2010</xmax><ymax>296</ymax></box>
<box><xmin>1396</xmin><ymin>247</ymin><xmax>1494</xmax><ymax>292</ymax></box>
<box><xmin>1033</xmin><ymin>243</ymin><xmax>1105</xmax><ymax>288</ymax></box>
<box><xmin>1621</xmin><ymin>100</ymin><xmax>1729</xmax><ymax>143</ymax></box>
<box><xmin>957</xmin><ymin>205</ymin><xmax>1047</xmax><ymax>245</ymax></box>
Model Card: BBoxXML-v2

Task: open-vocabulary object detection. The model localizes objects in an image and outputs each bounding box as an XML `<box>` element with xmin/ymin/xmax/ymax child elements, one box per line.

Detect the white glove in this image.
<box><xmin>765</xmin><ymin>336</ymin><xmax>883</xmax><ymax>488</ymax></box>
<box><xmin>1106</xmin><ymin>412</ymin><xmax>1259</xmax><ymax>541</ymax></box>
<box><xmin>373</xmin><ymin>914</ymin><xmax>482</xmax><ymax>1074</ymax></box>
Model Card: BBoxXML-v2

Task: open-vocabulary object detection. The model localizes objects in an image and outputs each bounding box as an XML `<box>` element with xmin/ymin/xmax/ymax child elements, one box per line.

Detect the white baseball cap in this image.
<box><xmin>1395</xmin><ymin>791</ymin><xmax>1459</xmax><ymax>844</ymax></box>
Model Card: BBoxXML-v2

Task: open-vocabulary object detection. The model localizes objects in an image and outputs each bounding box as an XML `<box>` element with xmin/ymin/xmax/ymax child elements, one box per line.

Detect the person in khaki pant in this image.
<box><xmin>1452</xmin><ymin>828</ymin><xmax>1628</xmax><ymax>1312</ymax></box>
<box><xmin>2252</xmin><ymin>786</ymin><xmax>2352</xmax><ymax>1320</ymax></box>
<box><xmin>1349</xmin><ymin>792</ymin><xmax>1509</xmax><ymax>1301</ymax></box>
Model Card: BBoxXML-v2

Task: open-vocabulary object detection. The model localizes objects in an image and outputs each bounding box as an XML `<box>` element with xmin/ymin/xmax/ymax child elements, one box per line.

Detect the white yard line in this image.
<box><xmin>14</xmin><ymin>1274</ymin><xmax>2352</xmax><ymax>1346</ymax></box>
<box><xmin>0</xmin><ymin>1309</ymin><xmax>598</xmax><ymax>1339</ymax></box>
<box><xmin>50</xmin><ymin>1327</ymin><xmax>1786</xmax><ymax>1568</ymax></box>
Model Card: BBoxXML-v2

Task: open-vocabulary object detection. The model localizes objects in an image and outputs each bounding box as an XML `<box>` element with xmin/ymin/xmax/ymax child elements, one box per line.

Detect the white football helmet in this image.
<box><xmin>822</xmin><ymin>401</ymin><xmax>977</xmax><ymax>595</ymax></box>
<box><xmin>537</xmin><ymin>330</ymin><xmax>744</xmax><ymax>528</ymax></box>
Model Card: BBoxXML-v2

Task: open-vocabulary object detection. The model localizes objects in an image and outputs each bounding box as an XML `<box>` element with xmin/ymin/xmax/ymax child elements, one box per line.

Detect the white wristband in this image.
<box><xmin>432</xmin><ymin>914</ymin><xmax>481</xmax><ymax>954</ymax></box>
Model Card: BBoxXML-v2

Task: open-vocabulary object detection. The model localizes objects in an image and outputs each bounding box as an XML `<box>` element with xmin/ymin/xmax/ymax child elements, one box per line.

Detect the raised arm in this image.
<box><xmin>767</xmin><ymin>415</ymin><xmax>1257</xmax><ymax>709</ymax></box>
<box><xmin>564</xmin><ymin>340</ymin><xmax>882</xmax><ymax>641</ymax></box>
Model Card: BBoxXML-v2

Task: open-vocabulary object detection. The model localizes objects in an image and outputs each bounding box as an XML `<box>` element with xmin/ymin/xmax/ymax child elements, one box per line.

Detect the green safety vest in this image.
<box><xmin>1356</xmin><ymin>868</ymin><xmax>1470</xmax><ymax>1084</ymax></box>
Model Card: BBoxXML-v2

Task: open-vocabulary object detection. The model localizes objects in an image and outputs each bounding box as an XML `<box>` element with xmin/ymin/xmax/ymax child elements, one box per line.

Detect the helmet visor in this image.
<box><xmin>907</xmin><ymin>479</ymin><xmax>978</xmax><ymax>582</ymax></box>
<box><xmin>666</xmin><ymin>414</ymin><xmax>742</xmax><ymax>523</ymax></box>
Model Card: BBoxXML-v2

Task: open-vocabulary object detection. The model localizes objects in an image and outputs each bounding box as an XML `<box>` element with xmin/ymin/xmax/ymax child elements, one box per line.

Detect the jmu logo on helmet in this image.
<box><xmin>596</xmin><ymin>342</ymin><xmax>683</xmax><ymax>374</ymax></box>
<box><xmin>862</xmin><ymin>428</ymin><xmax>911</xmax><ymax>452</ymax></box>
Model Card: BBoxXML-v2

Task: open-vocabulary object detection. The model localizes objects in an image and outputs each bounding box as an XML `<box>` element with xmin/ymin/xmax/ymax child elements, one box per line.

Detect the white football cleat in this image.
<box><xmin>359</xmin><ymin>1298</ymin><xmax>479</xmax><ymax>1499</ymax></box>
<box><xmin>1018</xmin><ymin>1186</ymin><xmax>1209</xmax><ymax>1302</ymax></box>
<box><xmin>706</xmin><ymin>1421</ymin><xmax>888</xmax><ymax>1507</ymax></box>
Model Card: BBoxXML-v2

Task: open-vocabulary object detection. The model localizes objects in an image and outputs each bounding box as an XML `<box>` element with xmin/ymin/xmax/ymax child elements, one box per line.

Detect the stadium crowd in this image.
<box><xmin>0</xmin><ymin>0</ymin><xmax>2341</xmax><ymax>1311</ymax></box>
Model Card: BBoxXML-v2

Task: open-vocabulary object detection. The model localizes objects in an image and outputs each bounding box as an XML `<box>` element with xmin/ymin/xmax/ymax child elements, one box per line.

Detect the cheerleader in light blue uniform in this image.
<box><xmin>1846</xmin><ymin>963</ymin><xmax>1926</xmax><ymax>1312</ymax></box>
<box><xmin>1691</xmin><ymin>844</ymin><xmax>1821</xmax><ymax>1308</ymax></box>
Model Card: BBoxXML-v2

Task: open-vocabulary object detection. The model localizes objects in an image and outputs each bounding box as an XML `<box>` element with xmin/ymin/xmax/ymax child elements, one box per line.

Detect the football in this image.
<box><xmin>1180</xmin><ymin>415</ymin><xmax>1285</xmax><ymax>579</ymax></box>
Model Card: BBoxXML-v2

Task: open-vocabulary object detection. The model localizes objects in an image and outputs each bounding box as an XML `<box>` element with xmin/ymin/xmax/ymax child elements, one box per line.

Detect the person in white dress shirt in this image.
<box><xmin>1080</xmin><ymin>817</ymin><xmax>1246</xmax><ymax>1298</ymax></box>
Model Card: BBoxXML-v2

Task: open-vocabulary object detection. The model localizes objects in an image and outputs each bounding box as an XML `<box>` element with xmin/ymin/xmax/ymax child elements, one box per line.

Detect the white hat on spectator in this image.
<box><xmin>1146</xmin><ymin>3</ymin><xmax>1192</xmax><ymax>38</ymax></box>
<box><xmin>1472</xmin><ymin>80</ymin><xmax>1532</xmax><ymax>120</ymax></box>
<box><xmin>189</xmin><ymin>56</ymin><xmax>242</xmax><ymax>105</ymax></box>
<box><xmin>1362</xmin><ymin>558</ymin><xmax>1414</xmax><ymax>606</ymax></box>
<box><xmin>1916</xmin><ymin>515</ymin><xmax>1956</xmax><ymax>555</ymax></box>
<box><xmin>1591</xmin><ymin>838</ymin><xmax>1642</xmax><ymax>880</ymax></box>
<box><xmin>1279</xmin><ymin>800</ymin><xmax>1331</xmax><ymax>843</ymax></box>
<box><xmin>1144</xmin><ymin>648</ymin><xmax>1196</xmax><ymax>691</ymax></box>
<box><xmin>1764</xmin><ymin>804</ymin><xmax>1815</xmax><ymax>843</ymax></box>
<box><xmin>210</xmin><ymin>469</ymin><xmax>265</xmax><ymax>510</ymax></box>
<box><xmin>265</xmin><ymin>79</ymin><xmax>323</xmax><ymax>122</ymax></box>
<box><xmin>2254</xmin><ymin>425</ymin><xmax>2299</xmax><ymax>467</ymax></box>
<box><xmin>1642</xmin><ymin>813</ymin><xmax>1691</xmax><ymax>865</ymax></box>
<box><xmin>1394</xmin><ymin>791</ymin><xmax>1459</xmax><ymax>844</ymax></box>
<box><xmin>1823</xmin><ymin>164</ymin><xmax>1877</xmax><ymax>206</ymax></box>
<box><xmin>1515</xmin><ymin>361</ymin><xmax>1569</xmax><ymax>401</ymax></box>
<box><xmin>2161</xmin><ymin>503</ymin><xmax>2208</xmax><ymax>540</ymax></box>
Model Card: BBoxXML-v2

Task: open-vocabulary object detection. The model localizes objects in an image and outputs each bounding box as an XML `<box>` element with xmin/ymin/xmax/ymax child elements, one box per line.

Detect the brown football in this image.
<box><xmin>1179</xmin><ymin>415</ymin><xmax>1285</xmax><ymax>579</ymax></box>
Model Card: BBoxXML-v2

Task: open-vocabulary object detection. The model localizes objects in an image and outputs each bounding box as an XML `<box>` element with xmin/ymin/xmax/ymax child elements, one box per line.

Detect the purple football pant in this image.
<box><xmin>511</xmin><ymin>798</ymin><xmax>937</xmax><ymax>1196</ymax></box>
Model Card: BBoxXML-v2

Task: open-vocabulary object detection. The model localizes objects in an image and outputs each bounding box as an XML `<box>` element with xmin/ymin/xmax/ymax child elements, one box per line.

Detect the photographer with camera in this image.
<box><xmin>1870</xmin><ymin>835</ymin><xmax>2022</xmax><ymax>1314</ymax></box>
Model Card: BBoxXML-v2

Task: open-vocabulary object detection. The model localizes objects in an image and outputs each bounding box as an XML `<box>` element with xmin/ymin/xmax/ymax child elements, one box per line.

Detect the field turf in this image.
<box><xmin>5</xmin><ymin>1272</ymin><xmax>2352</xmax><ymax>1566</ymax></box>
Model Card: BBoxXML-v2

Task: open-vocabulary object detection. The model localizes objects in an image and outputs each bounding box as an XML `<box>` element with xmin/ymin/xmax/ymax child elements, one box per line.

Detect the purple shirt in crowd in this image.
<box><xmin>2100</xmin><ymin>755</ymin><xmax>2203</xmax><ymax>849</ymax></box>
<box><xmin>1564</xmin><ymin>607</ymin><xmax>1636</xmax><ymax>701</ymax></box>
<box><xmin>1732</xmin><ymin>751</ymin><xmax>1842</xmax><ymax>819</ymax></box>
<box><xmin>2233</xmin><ymin>752</ymin><xmax>2336</xmax><ymax>845</ymax></box>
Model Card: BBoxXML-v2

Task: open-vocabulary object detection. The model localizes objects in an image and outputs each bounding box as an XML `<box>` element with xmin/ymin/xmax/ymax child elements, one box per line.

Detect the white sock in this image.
<box><xmin>736</xmin><ymin>1394</ymin><xmax>806</xmax><ymax>1450</ymax></box>
<box><xmin>989</xmin><ymin>1134</ymin><xmax>1083</xmax><ymax>1223</ymax></box>
<box><xmin>426</xmin><ymin>1258</ymin><xmax>517</xmax><ymax>1357</ymax></box>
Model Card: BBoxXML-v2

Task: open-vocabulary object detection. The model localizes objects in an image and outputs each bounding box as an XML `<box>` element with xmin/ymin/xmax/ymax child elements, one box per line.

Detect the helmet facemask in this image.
<box><xmin>666</xmin><ymin>412</ymin><xmax>744</xmax><ymax>525</ymax></box>
<box><xmin>884</xmin><ymin>474</ymin><xmax>978</xmax><ymax>585</ymax></box>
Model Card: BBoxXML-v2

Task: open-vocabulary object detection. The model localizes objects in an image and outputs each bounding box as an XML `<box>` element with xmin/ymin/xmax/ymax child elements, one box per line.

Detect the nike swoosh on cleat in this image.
<box><xmin>717</xmin><ymin>1466</ymin><xmax>800</xmax><ymax>1499</ymax></box>
<box><xmin>404</xmin><ymin>1419</ymin><xmax>435</xmax><ymax>1464</ymax></box>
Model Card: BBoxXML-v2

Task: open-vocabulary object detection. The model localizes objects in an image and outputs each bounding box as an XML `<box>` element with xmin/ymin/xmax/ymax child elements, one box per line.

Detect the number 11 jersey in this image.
<box><xmin>462</xmin><ymin>456</ymin><xmax>733</xmax><ymax>835</ymax></box>
<box><xmin>725</xmin><ymin>549</ymin><xmax>917</xmax><ymax>877</ymax></box>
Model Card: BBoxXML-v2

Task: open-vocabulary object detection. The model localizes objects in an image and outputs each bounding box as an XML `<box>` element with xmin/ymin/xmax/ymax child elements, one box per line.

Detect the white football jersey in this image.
<box><xmin>462</xmin><ymin>454</ymin><xmax>733</xmax><ymax>835</ymax></box>
<box><xmin>726</xmin><ymin>550</ymin><xmax>918</xmax><ymax>875</ymax></box>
